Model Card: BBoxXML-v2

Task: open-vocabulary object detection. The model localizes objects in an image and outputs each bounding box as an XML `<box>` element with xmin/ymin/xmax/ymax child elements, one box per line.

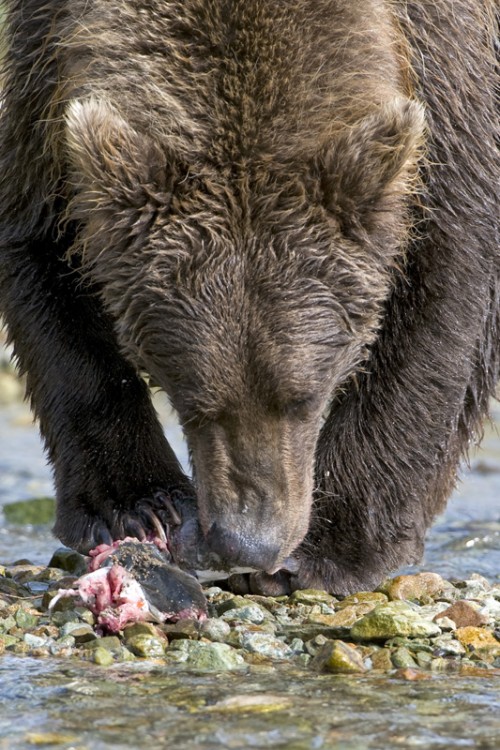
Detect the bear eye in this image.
<box><xmin>284</xmin><ymin>395</ymin><xmax>318</xmax><ymax>418</ymax></box>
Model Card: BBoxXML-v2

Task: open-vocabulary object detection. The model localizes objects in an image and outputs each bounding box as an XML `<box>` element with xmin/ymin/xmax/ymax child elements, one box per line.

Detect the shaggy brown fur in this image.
<box><xmin>0</xmin><ymin>0</ymin><xmax>498</xmax><ymax>592</ymax></box>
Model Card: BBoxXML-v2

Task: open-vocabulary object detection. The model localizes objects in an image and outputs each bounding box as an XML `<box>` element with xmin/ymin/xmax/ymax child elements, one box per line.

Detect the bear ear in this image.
<box><xmin>317</xmin><ymin>99</ymin><xmax>425</xmax><ymax>233</ymax></box>
<box><xmin>65</xmin><ymin>98</ymin><xmax>173</xmax><ymax>209</ymax></box>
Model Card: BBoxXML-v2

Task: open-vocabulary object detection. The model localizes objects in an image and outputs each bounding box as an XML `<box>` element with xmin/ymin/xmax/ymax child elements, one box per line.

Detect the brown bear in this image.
<box><xmin>0</xmin><ymin>0</ymin><xmax>498</xmax><ymax>594</ymax></box>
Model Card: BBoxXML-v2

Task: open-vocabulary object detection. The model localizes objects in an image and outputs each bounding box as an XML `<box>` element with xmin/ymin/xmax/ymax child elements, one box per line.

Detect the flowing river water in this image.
<box><xmin>0</xmin><ymin>392</ymin><xmax>499</xmax><ymax>749</ymax></box>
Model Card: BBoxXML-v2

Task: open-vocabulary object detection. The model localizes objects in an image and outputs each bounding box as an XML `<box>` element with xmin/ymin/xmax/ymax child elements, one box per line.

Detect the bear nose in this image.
<box><xmin>206</xmin><ymin>522</ymin><xmax>281</xmax><ymax>572</ymax></box>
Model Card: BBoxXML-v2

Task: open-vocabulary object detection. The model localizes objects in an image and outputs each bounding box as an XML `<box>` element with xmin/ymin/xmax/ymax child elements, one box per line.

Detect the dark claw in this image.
<box><xmin>122</xmin><ymin>515</ymin><xmax>147</xmax><ymax>541</ymax></box>
<box><xmin>90</xmin><ymin>519</ymin><xmax>113</xmax><ymax>549</ymax></box>
<box><xmin>153</xmin><ymin>490</ymin><xmax>182</xmax><ymax>526</ymax></box>
<box><xmin>139</xmin><ymin>505</ymin><xmax>168</xmax><ymax>543</ymax></box>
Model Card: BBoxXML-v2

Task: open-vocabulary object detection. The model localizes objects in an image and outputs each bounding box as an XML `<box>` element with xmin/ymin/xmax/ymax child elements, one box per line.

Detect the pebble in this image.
<box><xmin>167</xmin><ymin>640</ymin><xmax>246</xmax><ymax>671</ymax></box>
<box><xmin>92</xmin><ymin>647</ymin><xmax>114</xmax><ymax>666</ymax></box>
<box><xmin>392</xmin><ymin>647</ymin><xmax>418</xmax><ymax>669</ymax></box>
<box><xmin>126</xmin><ymin>634</ymin><xmax>166</xmax><ymax>658</ymax></box>
<box><xmin>386</xmin><ymin>573</ymin><xmax>450</xmax><ymax>602</ymax></box>
<box><xmin>289</xmin><ymin>589</ymin><xmax>335</xmax><ymax>606</ymax></box>
<box><xmin>220</xmin><ymin>604</ymin><xmax>269</xmax><ymax>624</ymax></box>
<box><xmin>434</xmin><ymin>600</ymin><xmax>489</xmax><ymax>628</ymax></box>
<box><xmin>48</xmin><ymin>548</ymin><xmax>87</xmax><ymax>576</ymax></box>
<box><xmin>0</xmin><ymin>557</ymin><xmax>498</xmax><ymax>675</ymax></box>
<box><xmin>200</xmin><ymin>618</ymin><xmax>231</xmax><ymax>642</ymax></box>
<box><xmin>240</xmin><ymin>632</ymin><xmax>292</xmax><ymax>659</ymax></box>
<box><xmin>350</xmin><ymin>601</ymin><xmax>442</xmax><ymax>640</ymax></box>
<box><xmin>312</xmin><ymin>640</ymin><xmax>366</xmax><ymax>674</ymax></box>
<box><xmin>455</xmin><ymin>626</ymin><xmax>500</xmax><ymax>659</ymax></box>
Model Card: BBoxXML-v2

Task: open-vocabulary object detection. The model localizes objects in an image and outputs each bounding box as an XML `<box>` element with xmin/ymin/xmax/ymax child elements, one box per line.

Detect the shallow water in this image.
<box><xmin>0</xmin><ymin>655</ymin><xmax>499</xmax><ymax>750</ymax></box>
<box><xmin>0</xmin><ymin>395</ymin><xmax>499</xmax><ymax>749</ymax></box>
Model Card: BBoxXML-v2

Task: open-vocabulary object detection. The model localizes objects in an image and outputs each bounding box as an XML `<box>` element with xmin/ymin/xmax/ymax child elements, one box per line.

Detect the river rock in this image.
<box><xmin>350</xmin><ymin>601</ymin><xmax>441</xmax><ymax>641</ymax></box>
<box><xmin>220</xmin><ymin>604</ymin><xmax>269</xmax><ymax>624</ymax></box>
<box><xmin>312</xmin><ymin>640</ymin><xmax>366</xmax><ymax>674</ymax></box>
<box><xmin>432</xmin><ymin>635</ymin><xmax>466</xmax><ymax>656</ymax></box>
<box><xmin>392</xmin><ymin>647</ymin><xmax>418</xmax><ymax>668</ymax></box>
<box><xmin>434</xmin><ymin>600</ymin><xmax>489</xmax><ymax>629</ymax></box>
<box><xmin>48</xmin><ymin>548</ymin><xmax>87</xmax><ymax>576</ymax></box>
<box><xmin>307</xmin><ymin>605</ymin><xmax>373</xmax><ymax>629</ymax></box>
<box><xmin>240</xmin><ymin>632</ymin><xmax>292</xmax><ymax>659</ymax></box>
<box><xmin>92</xmin><ymin>647</ymin><xmax>114</xmax><ymax>666</ymax></box>
<box><xmin>289</xmin><ymin>589</ymin><xmax>335</xmax><ymax>607</ymax></box>
<box><xmin>369</xmin><ymin>647</ymin><xmax>393</xmax><ymax>671</ymax></box>
<box><xmin>126</xmin><ymin>634</ymin><xmax>166</xmax><ymax>658</ymax></box>
<box><xmin>15</xmin><ymin>607</ymin><xmax>39</xmax><ymax>630</ymax></box>
<box><xmin>386</xmin><ymin>573</ymin><xmax>449</xmax><ymax>602</ymax></box>
<box><xmin>167</xmin><ymin>640</ymin><xmax>245</xmax><ymax>671</ymax></box>
<box><xmin>336</xmin><ymin>592</ymin><xmax>388</xmax><ymax>609</ymax></box>
<box><xmin>199</xmin><ymin>618</ymin><xmax>231</xmax><ymax>642</ymax></box>
<box><xmin>455</xmin><ymin>626</ymin><xmax>500</xmax><ymax>659</ymax></box>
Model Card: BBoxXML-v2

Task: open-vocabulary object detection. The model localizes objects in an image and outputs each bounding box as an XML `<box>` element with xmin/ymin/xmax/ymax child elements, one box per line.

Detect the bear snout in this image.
<box><xmin>205</xmin><ymin>522</ymin><xmax>282</xmax><ymax>572</ymax></box>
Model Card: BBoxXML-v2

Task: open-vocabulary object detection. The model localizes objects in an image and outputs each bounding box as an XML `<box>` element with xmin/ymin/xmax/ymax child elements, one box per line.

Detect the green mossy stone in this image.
<box><xmin>48</xmin><ymin>548</ymin><xmax>87</xmax><ymax>576</ymax></box>
<box><xmin>126</xmin><ymin>634</ymin><xmax>166</xmax><ymax>658</ymax></box>
<box><xmin>122</xmin><ymin>621</ymin><xmax>161</xmax><ymax>640</ymax></box>
<box><xmin>350</xmin><ymin>601</ymin><xmax>442</xmax><ymax>641</ymax></box>
<box><xmin>391</xmin><ymin>647</ymin><xmax>418</xmax><ymax>669</ymax></box>
<box><xmin>336</xmin><ymin>592</ymin><xmax>388</xmax><ymax>609</ymax></box>
<box><xmin>48</xmin><ymin>595</ymin><xmax>79</xmax><ymax>615</ymax></box>
<box><xmin>312</xmin><ymin>640</ymin><xmax>367</xmax><ymax>674</ymax></box>
<box><xmin>85</xmin><ymin>636</ymin><xmax>122</xmax><ymax>654</ymax></box>
<box><xmin>0</xmin><ymin>615</ymin><xmax>16</xmax><ymax>632</ymax></box>
<box><xmin>92</xmin><ymin>647</ymin><xmax>114</xmax><ymax>666</ymax></box>
<box><xmin>289</xmin><ymin>590</ymin><xmax>335</xmax><ymax>607</ymax></box>
<box><xmin>168</xmin><ymin>640</ymin><xmax>245</xmax><ymax>671</ymax></box>
<box><xmin>15</xmin><ymin>608</ymin><xmax>38</xmax><ymax>630</ymax></box>
<box><xmin>3</xmin><ymin>497</ymin><xmax>55</xmax><ymax>525</ymax></box>
<box><xmin>162</xmin><ymin>619</ymin><xmax>200</xmax><ymax>640</ymax></box>
<box><xmin>0</xmin><ymin>634</ymin><xmax>19</xmax><ymax>649</ymax></box>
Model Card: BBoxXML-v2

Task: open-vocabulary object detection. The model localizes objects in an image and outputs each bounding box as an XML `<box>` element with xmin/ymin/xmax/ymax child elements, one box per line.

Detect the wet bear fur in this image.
<box><xmin>0</xmin><ymin>0</ymin><xmax>498</xmax><ymax>593</ymax></box>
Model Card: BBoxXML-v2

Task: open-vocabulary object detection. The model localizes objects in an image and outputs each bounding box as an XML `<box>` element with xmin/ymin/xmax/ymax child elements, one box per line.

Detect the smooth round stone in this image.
<box><xmin>391</xmin><ymin>647</ymin><xmax>418</xmax><ymax>669</ymax></box>
<box><xmin>312</xmin><ymin>640</ymin><xmax>366</xmax><ymax>674</ymax></box>
<box><xmin>434</xmin><ymin>600</ymin><xmax>489</xmax><ymax>629</ymax></box>
<box><xmin>432</xmin><ymin>636</ymin><xmax>466</xmax><ymax>656</ymax></box>
<box><xmin>123</xmin><ymin>622</ymin><xmax>162</xmax><ymax>640</ymax></box>
<box><xmin>350</xmin><ymin>601</ymin><xmax>442</xmax><ymax>641</ymax></box>
<box><xmin>23</xmin><ymin>633</ymin><xmax>48</xmax><ymax>649</ymax></box>
<box><xmin>48</xmin><ymin>548</ymin><xmax>87</xmax><ymax>576</ymax></box>
<box><xmin>126</xmin><ymin>635</ymin><xmax>166</xmax><ymax>658</ymax></box>
<box><xmin>240</xmin><ymin>632</ymin><xmax>292</xmax><ymax>659</ymax></box>
<box><xmin>220</xmin><ymin>604</ymin><xmax>268</xmax><ymax>624</ymax></box>
<box><xmin>168</xmin><ymin>640</ymin><xmax>245</xmax><ymax>671</ymax></box>
<box><xmin>455</xmin><ymin>626</ymin><xmax>500</xmax><ymax>657</ymax></box>
<box><xmin>386</xmin><ymin>573</ymin><xmax>449</xmax><ymax>602</ymax></box>
<box><xmin>15</xmin><ymin>608</ymin><xmax>39</xmax><ymax>629</ymax></box>
<box><xmin>92</xmin><ymin>647</ymin><xmax>114</xmax><ymax>666</ymax></box>
<box><xmin>199</xmin><ymin>618</ymin><xmax>231</xmax><ymax>642</ymax></box>
<box><xmin>85</xmin><ymin>636</ymin><xmax>122</xmax><ymax>654</ymax></box>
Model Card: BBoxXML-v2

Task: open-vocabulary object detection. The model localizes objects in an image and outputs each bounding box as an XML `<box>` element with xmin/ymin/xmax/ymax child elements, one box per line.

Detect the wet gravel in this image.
<box><xmin>1</xmin><ymin>549</ymin><xmax>499</xmax><ymax>678</ymax></box>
